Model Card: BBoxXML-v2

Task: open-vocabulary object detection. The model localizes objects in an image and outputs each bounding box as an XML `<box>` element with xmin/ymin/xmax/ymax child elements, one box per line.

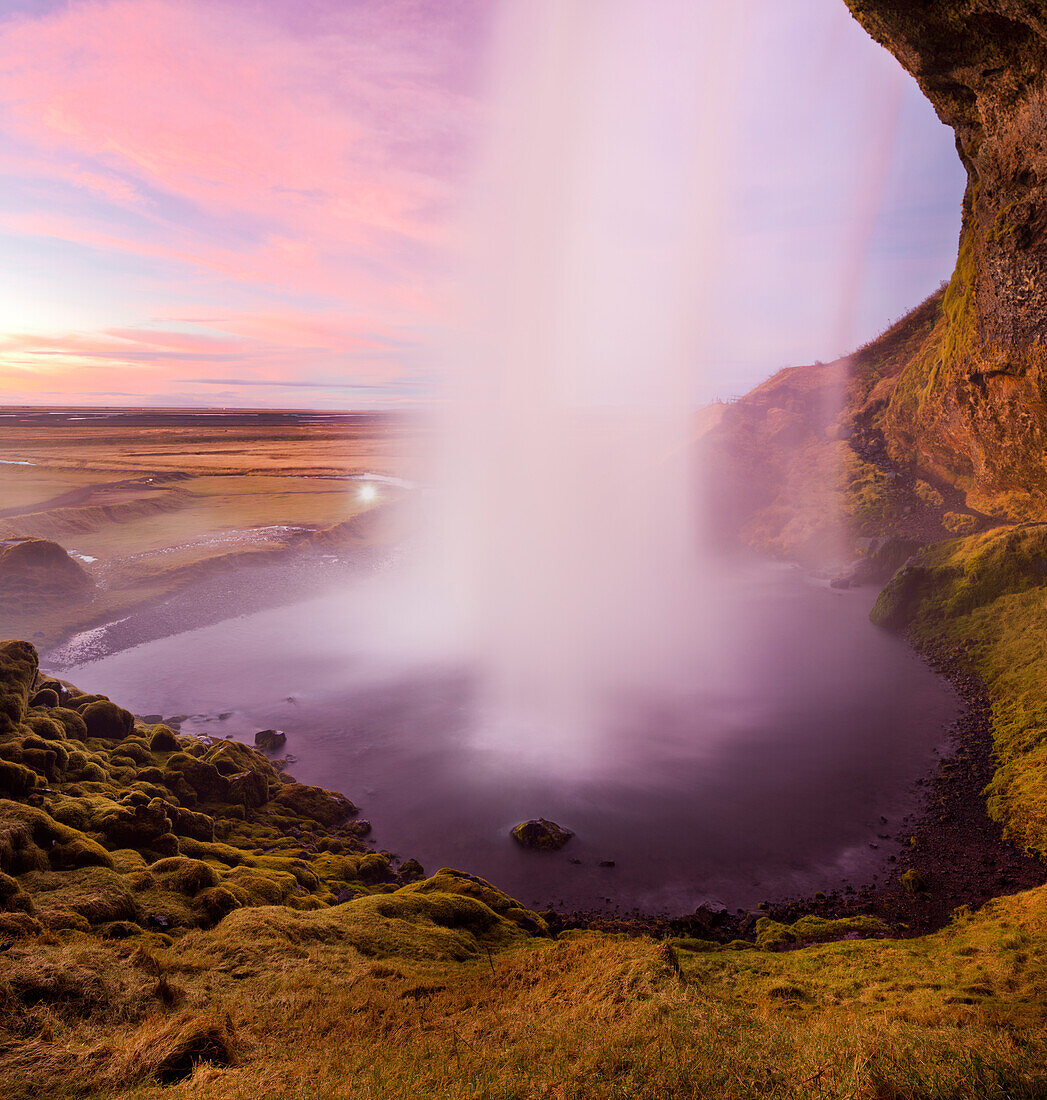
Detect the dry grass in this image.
<box><xmin>4</xmin><ymin>889</ymin><xmax>1047</xmax><ymax>1100</ymax></box>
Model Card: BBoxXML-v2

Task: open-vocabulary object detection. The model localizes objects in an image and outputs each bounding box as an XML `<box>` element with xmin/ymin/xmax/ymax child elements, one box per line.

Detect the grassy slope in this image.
<box><xmin>873</xmin><ymin>524</ymin><xmax>1047</xmax><ymax>855</ymax></box>
<box><xmin>5</xmin><ymin>870</ymin><xmax>1047</xmax><ymax>1097</ymax></box>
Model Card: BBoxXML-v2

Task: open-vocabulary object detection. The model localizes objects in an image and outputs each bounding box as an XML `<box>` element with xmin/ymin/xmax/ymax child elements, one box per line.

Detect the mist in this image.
<box><xmin>390</xmin><ymin>2</ymin><xmax>752</xmax><ymax>752</ymax></box>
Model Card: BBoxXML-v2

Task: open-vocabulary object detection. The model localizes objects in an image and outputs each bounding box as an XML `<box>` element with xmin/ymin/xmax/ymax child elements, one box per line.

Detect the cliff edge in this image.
<box><xmin>845</xmin><ymin>1</ymin><xmax>1047</xmax><ymax>517</ymax></box>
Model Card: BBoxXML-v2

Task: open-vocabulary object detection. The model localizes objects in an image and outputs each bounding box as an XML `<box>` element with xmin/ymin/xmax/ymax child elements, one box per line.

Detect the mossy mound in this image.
<box><xmin>0</xmin><ymin>638</ymin><xmax>453</xmax><ymax>939</ymax></box>
<box><xmin>0</xmin><ymin>538</ymin><xmax>91</xmax><ymax>605</ymax></box>
<box><xmin>511</xmin><ymin>818</ymin><xmax>573</xmax><ymax>851</ymax></box>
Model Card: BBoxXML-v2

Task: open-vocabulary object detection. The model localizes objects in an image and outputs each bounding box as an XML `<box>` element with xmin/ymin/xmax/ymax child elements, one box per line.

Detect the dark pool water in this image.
<box><xmin>55</xmin><ymin>559</ymin><xmax>959</xmax><ymax>915</ymax></box>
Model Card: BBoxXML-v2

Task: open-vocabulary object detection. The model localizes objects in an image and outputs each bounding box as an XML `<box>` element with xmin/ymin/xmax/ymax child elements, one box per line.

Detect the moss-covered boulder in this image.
<box><xmin>273</xmin><ymin>783</ymin><xmax>356</xmax><ymax>826</ymax></box>
<box><xmin>511</xmin><ymin>818</ymin><xmax>573</xmax><ymax>851</ymax></box>
<box><xmin>254</xmin><ymin>728</ymin><xmax>286</xmax><ymax>752</ymax></box>
<box><xmin>81</xmin><ymin>699</ymin><xmax>135</xmax><ymax>741</ymax></box>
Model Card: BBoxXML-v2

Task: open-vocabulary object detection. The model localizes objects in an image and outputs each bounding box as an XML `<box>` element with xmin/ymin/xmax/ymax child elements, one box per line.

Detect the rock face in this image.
<box><xmin>511</xmin><ymin>818</ymin><xmax>573</xmax><ymax>851</ymax></box>
<box><xmin>845</xmin><ymin>1</ymin><xmax>1047</xmax><ymax>517</ymax></box>
<box><xmin>700</xmin><ymin>291</ymin><xmax>974</xmax><ymax>563</ymax></box>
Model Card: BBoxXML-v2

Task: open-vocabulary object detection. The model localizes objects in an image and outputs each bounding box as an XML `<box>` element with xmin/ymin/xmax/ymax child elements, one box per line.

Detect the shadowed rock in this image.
<box><xmin>254</xmin><ymin>728</ymin><xmax>286</xmax><ymax>752</ymax></box>
<box><xmin>511</xmin><ymin>818</ymin><xmax>573</xmax><ymax>851</ymax></box>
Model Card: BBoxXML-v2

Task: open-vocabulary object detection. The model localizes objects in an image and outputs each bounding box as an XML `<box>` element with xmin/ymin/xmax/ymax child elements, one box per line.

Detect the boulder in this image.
<box><xmin>177</xmin><ymin>760</ymin><xmax>229</xmax><ymax>802</ymax></box>
<box><xmin>0</xmin><ymin>538</ymin><xmax>91</xmax><ymax>602</ymax></box>
<box><xmin>150</xmin><ymin>726</ymin><xmax>181</xmax><ymax>752</ymax></box>
<box><xmin>396</xmin><ymin>858</ymin><xmax>425</xmax><ymax>883</ymax></box>
<box><xmin>81</xmin><ymin>699</ymin><xmax>135</xmax><ymax>741</ymax></box>
<box><xmin>30</xmin><ymin>688</ymin><xmax>60</xmax><ymax>709</ymax></box>
<box><xmin>98</xmin><ymin>801</ymin><xmax>173</xmax><ymax>849</ymax></box>
<box><xmin>254</xmin><ymin>729</ymin><xmax>287</xmax><ymax>752</ymax></box>
<box><xmin>511</xmin><ymin>818</ymin><xmax>573</xmax><ymax>851</ymax></box>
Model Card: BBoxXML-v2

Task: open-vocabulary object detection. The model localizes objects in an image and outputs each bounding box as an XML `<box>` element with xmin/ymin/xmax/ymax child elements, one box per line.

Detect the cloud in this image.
<box><xmin>0</xmin><ymin>0</ymin><xmax>480</xmax><ymax>403</ymax></box>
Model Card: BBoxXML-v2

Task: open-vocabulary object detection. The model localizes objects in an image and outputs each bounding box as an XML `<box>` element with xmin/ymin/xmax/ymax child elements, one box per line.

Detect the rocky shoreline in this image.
<box><xmin>546</xmin><ymin>628</ymin><xmax>1047</xmax><ymax>944</ymax></box>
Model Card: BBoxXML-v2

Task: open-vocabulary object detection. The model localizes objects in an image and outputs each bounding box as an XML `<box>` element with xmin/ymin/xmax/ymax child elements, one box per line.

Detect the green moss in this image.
<box><xmin>872</xmin><ymin>524</ymin><xmax>1047</xmax><ymax>852</ymax></box>
<box><xmin>23</xmin><ymin>864</ymin><xmax>139</xmax><ymax>924</ymax></box>
<box><xmin>80</xmin><ymin>700</ymin><xmax>135</xmax><ymax>741</ymax></box>
<box><xmin>150</xmin><ymin>857</ymin><xmax>220</xmax><ymax>895</ymax></box>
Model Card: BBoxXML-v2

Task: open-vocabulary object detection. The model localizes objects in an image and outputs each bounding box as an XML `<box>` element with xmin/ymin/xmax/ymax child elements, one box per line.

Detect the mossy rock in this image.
<box><xmin>511</xmin><ymin>818</ymin><xmax>573</xmax><ymax>851</ymax></box>
<box><xmin>98</xmin><ymin>800</ymin><xmax>173</xmax><ymax>849</ymax></box>
<box><xmin>51</xmin><ymin>706</ymin><xmax>88</xmax><ymax>740</ymax></box>
<box><xmin>49</xmin><ymin>835</ymin><xmax>115</xmax><ymax>871</ymax></box>
<box><xmin>150</xmin><ymin>856</ymin><xmax>220</xmax><ymax>895</ymax></box>
<box><xmin>205</xmin><ymin>740</ymin><xmax>276</xmax><ymax>778</ymax></box>
<box><xmin>902</xmin><ymin>868</ymin><xmax>928</xmax><ymax>893</ymax></box>
<box><xmin>176</xmin><ymin>759</ymin><xmax>229</xmax><ymax>802</ymax></box>
<box><xmin>149</xmin><ymin>726</ymin><xmax>180</xmax><ymax>752</ymax></box>
<box><xmin>0</xmin><ymin>759</ymin><xmax>37</xmax><ymax>798</ymax></box>
<box><xmin>193</xmin><ymin>884</ymin><xmax>242</xmax><ymax>926</ymax></box>
<box><xmin>26</xmin><ymin>712</ymin><xmax>67</xmax><ymax>741</ymax></box>
<box><xmin>164</xmin><ymin>803</ymin><xmax>215</xmax><ymax>842</ymax></box>
<box><xmin>406</xmin><ymin>869</ymin><xmax>548</xmax><ymax>935</ymax></box>
<box><xmin>81</xmin><ymin>699</ymin><xmax>135</xmax><ymax>741</ymax></box>
<box><xmin>227</xmin><ymin>770</ymin><xmax>268</xmax><ymax>808</ymax></box>
<box><xmin>0</xmin><ymin>640</ymin><xmax>38</xmax><ymax>735</ymax></box>
<box><xmin>254</xmin><ymin>728</ymin><xmax>286</xmax><ymax>752</ymax></box>
<box><xmin>273</xmin><ymin>782</ymin><xmax>356</xmax><ymax>826</ymax></box>
<box><xmin>754</xmin><ymin>917</ymin><xmax>796</xmax><ymax>951</ymax></box>
<box><xmin>870</xmin><ymin>564</ymin><xmax>933</xmax><ymax>630</ymax></box>
<box><xmin>24</xmin><ymin>864</ymin><xmax>139</xmax><ymax>925</ymax></box>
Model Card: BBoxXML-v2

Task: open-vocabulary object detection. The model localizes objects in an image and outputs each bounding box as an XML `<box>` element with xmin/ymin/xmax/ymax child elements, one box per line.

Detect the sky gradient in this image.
<box><xmin>0</xmin><ymin>0</ymin><xmax>966</xmax><ymax>408</ymax></box>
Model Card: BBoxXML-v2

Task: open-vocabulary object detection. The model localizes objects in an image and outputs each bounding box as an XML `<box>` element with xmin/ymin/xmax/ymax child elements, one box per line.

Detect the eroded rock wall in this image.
<box><xmin>846</xmin><ymin>1</ymin><xmax>1047</xmax><ymax>517</ymax></box>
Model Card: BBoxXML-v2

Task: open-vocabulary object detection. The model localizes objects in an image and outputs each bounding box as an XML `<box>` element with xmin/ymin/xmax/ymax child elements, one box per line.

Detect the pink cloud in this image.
<box><xmin>0</xmin><ymin>0</ymin><xmax>472</xmax><ymax>238</ymax></box>
<box><xmin>0</xmin><ymin>0</ymin><xmax>477</xmax><ymax>405</ymax></box>
<box><xmin>0</xmin><ymin>308</ymin><xmax>413</xmax><ymax>403</ymax></box>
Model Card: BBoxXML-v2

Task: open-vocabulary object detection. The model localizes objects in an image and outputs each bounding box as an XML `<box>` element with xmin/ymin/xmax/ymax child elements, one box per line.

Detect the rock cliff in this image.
<box><xmin>844</xmin><ymin>1</ymin><xmax>1047</xmax><ymax>517</ymax></box>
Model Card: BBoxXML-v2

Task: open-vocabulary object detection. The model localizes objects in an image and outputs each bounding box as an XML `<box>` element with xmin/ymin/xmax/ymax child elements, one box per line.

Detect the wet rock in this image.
<box><xmin>511</xmin><ymin>818</ymin><xmax>573</xmax><ymax>851</ymax></box>
<box><xmin>254</xmin><ymin>729</ymin><xmax>287</xmax><ymax>752</ymax></box>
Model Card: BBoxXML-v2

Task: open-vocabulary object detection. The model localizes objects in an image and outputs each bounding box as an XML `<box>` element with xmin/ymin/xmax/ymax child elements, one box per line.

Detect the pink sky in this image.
<box><xmin>0</xmin><ymin>0</ymin><xmax>963</xmax><ymax>408</ymax></box>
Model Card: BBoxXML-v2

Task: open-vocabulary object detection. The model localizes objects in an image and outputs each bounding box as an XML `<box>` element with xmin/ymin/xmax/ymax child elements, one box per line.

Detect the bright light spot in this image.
<box><xmin>358</xmin><ymin>483</ymin><xmax>377</xmax><ymax>503</ymax></box>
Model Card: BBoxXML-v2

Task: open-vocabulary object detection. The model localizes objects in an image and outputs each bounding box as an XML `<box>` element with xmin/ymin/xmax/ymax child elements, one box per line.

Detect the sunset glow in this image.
<box><xmin>0</xmin><ymin>0</ymin><xmax>964</xmax><ymax>408</ymax></box>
